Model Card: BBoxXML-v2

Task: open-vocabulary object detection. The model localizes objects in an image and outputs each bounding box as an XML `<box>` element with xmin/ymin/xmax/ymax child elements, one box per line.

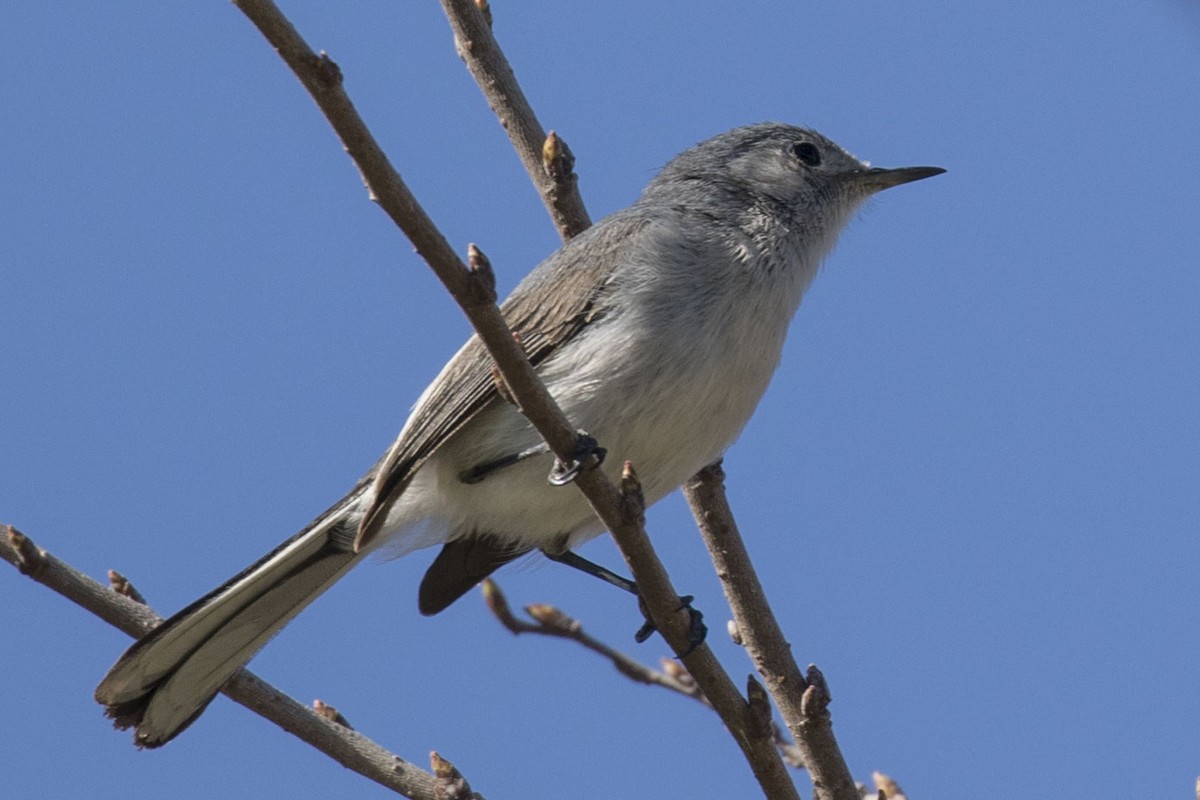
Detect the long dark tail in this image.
<box><xmin>94</xmin><ymin>492</ymin><xmax>366</xmax><ymax>748</ymax></box>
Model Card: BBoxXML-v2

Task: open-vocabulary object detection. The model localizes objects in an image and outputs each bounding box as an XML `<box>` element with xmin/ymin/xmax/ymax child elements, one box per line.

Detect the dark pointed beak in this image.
<box><xmin>854</xmin><ymin>165</ymin><xmax>946</xmax><ymax>191</ymax></box>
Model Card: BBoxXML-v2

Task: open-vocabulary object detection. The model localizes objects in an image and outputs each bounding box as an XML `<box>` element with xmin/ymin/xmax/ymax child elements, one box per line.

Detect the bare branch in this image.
<box><xmin>483</xmin><ymin>579</ymin><xmax>810</xmax><ymax>771</ymax></box>
<box><xmin>434</xmin><ymin>1</ymin><xmax>854</xmax><ymax>793</ymax></box>
<box><xmin>609</xmin><ymin>466</ymin><xmax>802</xmax><ymax>797</ymax></box>
<box><xmin>1</xmin><ymin>526</ymin><xmax>442</xmax><ymax>799</ymax></box>
<box><xmin>4</xmin><ymin>526</ymin><xmax>160</xmax><ymax>638</ymax></box>
<box><xmin>229</xmin><ymin>3</ymin><xmax>799</xmax><ymax>797</ymax></box>
<box><xmin>482</xmin><ymin>579</ymin><xmax>704</xmax><ymax>702</ymax></box>
<box><xmin>683</xmin><ymin>462</ymin><xmax>859</xmax><ymax>800</ymax></box>
<box><xmin>438</xmin><ymin>0</ymin><xmax>591</xmax><ymax>239</ymax></box>
<box><xmin>234</xmin><ymin>0</ymin><xmax>583</xmax><ymax>475</ymax></box>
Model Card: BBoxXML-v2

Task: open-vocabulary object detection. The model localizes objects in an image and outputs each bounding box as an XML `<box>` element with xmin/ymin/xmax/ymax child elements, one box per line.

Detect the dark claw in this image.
<box><xmin>542</xmin><ymin>547</ymin><xmax>705</xmax><ymax>653</ymax></box>
<box><xmin>634</xmin><ymin>594</ymin><xmax>707</xmax><ymax>655</ymax></box>
<box><xmin>548</xmin><ymin>431</ymin><xmax>606</xmax><ymax>486</ymax></box>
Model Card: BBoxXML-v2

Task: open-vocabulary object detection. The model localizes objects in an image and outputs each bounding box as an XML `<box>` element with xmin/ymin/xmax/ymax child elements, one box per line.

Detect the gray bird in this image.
<box><xmin>95</xmin><ymin>122</ymin><xmax>944</xmax><ymax>747</ymax></box>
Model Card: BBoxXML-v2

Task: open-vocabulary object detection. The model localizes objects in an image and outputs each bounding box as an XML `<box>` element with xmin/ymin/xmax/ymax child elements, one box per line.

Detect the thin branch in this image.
<box><xmin>481</xmin><ymin>578</ymin><xmax>705</xmax><ymax>703</ymax></box>
<box><xmin>438</xmin><ymin>0</ymin><xmax>592</xmax><ymax>240</ymax></box>
<box><xmin>683</xmin><ymin>462</ymin><xmax>859</xmax><ymax>800</ymax></box>
<box><xmin>482</xmin><ymin>579</ymin><xmax>807</xmax><ymax>769</ymax></box>
<box><xmin>230</xmin><ymin>3</ymin><xmax>799</xmax><ymax>797</ymax></box>
<box><xmin>1</xmin><ymin>526</ymin><xmax>443</xmax><ymax>800</ymax></box>
<box><xmin>233</xmin><ymin>0</ymin><xmax>580</xmax><ymax>471</ymax></box>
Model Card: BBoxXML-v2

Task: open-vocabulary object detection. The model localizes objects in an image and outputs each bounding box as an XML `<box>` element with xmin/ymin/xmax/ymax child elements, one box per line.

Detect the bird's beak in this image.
<box><xmin>853</xmin><ymin>165</ymin><xmax>946</xmax><ymax>191</ymax></box>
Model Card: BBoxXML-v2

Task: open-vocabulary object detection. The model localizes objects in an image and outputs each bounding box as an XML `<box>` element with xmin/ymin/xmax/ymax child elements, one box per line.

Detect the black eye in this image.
<box><xmin>791</xmin><ymin>141</ymin><xmax>821</xmax><ymax>167</ymax></box>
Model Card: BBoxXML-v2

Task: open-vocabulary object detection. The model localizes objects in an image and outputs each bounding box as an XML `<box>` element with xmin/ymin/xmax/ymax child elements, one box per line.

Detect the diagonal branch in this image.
<box><xmin>684</xmin><ymin>462</ymin><xmax>859</xmax><ymax>800</ymax></box>
<box><xmin>0</xmin><ymin>526</ymin><xmax>444</xmax><ymax>799</ymax></box>
<box><xmin>233</xmin><ymin>0</ymin><xmax>581</xmax><ymax>474</ymax></box>
<box><xmin>231</xmin><ymin>2</ymin><xmax>798</xmax><ymax>797</ymax></box>
<box><xmin>438</xmin><ymin>0</ymin><xmax>592</xmax><ymax>240</ymax></box>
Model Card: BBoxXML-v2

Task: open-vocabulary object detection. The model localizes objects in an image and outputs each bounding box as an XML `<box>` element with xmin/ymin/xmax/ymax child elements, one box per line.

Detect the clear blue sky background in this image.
<box><xmin>4</xmin><ymin>2</ymin><xmax>1198</xmax><ymax>798</ymax></box>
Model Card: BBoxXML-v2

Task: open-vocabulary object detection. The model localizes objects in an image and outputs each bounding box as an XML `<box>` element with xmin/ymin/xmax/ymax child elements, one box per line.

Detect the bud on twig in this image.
<box><xmin>481</xmin><ymin>578</ymin><xmax>522</xmax><ymax>633</ymax></box>
<box><xmin>800</xmin><ymin>664</ymin><xmax>829</xmax><ymax>718</ymax></box>
<box><xmin>872</xmin><ymin>771</ymin><xmax>906</xmax><ymax>800</ymax></box>
<box><xmin>526</xmin><ymin>603</ymin><xmax>579</xmax><ymax>633</ymax></box>
<box><xmin>660</xmin><ymin>658</ymin><xmax>695</xmax><ymax>689</ymax></box>
<box><xmin>430</xmin><ymin>751</ymin><xmax>477</xmax><ymax>800</ymax></box>
<box><xmin>107</xmin><ymin>570</ymin><xmax>147</xmax><ymax>605</ymax></box>
<box><xmin>541</xmin><ymin>130</ymin><xmax>576</xmax><ymax>183</ymax></box>
<box><xmin>746</xmin><ymin>675</ymin><xmax>773</xmax><ymax>739</ymax></box>
<box><xmin>313</xmin><ymin>699</ymin><xmax>353</xmax><ymax>729</ymax></box>
<box><xmin>6</xmin><ymin>526</ymin><xmax>43</xmax><ymax>575</ymax></box>
<box><xmin>619</xmin><ymin>461</ymin><xmax>646</xmax><ymax>527</ymax></box>
<box><xmin>491</xmin><ymin>365</ymin><xmax>515</xmax><ymax>406</ymax></box>
<box><xmin>466</xmin><ymin>243</ymin><xmax>496</xmax><ymax>304</ymax></box>
<box><xmin>313</xmin><ymin>51</ymin><xmax>343</xmax><ymax>88</ymax></box>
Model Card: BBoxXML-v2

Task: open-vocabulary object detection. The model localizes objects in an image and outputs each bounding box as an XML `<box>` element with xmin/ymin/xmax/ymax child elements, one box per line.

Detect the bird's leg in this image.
<box><xmin>459</xmin><ymin>443</ymin><xmax>550</xmax><ymax>484</ymax></box>
<box><xmin>542</xmin><ymin>548</ymin><xmax>707</xmax><ymax>653</ymax></box>
<box><xmin>544</xmin><ymin>548</ymin><xmax>638</xmax><ymax>594</ymax></box>
<box><xmin>547</xmin><ymin>431</ymin><xmax>606</xmax><ymax>486</ymax></box>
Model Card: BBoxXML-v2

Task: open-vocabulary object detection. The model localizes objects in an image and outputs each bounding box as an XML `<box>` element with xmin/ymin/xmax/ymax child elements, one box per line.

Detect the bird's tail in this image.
<box><xmin>94</xmin><ymin>493</ymin><xmax>366</xmax><ymax>748</ymax></box>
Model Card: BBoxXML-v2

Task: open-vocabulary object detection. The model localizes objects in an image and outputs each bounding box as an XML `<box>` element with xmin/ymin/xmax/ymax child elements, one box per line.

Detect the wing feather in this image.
<box><xmin>355</xmin><ymin>212</ymin><xmax>650</xmax><ymax>548</ymax></box>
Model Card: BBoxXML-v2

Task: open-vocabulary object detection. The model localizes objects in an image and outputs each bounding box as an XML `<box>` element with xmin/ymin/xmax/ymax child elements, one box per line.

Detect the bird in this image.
<box><xmin>95</xmin><ymin>122</ymin><xmax>944</xmax><ymax>747</ymax></box>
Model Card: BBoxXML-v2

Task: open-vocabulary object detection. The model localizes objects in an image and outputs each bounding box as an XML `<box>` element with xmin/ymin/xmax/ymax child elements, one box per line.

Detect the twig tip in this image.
<box><xmin>481</xmin><ymin>578</ymin><xmax>518</xmax><ymax>629</ymax></box>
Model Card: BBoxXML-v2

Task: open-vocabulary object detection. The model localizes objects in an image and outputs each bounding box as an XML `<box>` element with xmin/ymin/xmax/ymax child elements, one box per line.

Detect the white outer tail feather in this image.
<box><xmin>95</xmin><ymin>509</ymin><xmax>363</xmax><ymax>747</ymax></box>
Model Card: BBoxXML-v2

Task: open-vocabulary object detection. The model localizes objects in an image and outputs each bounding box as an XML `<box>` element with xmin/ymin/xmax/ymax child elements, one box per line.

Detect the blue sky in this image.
<box><xmin>3</xmin><ymin>2</ymin><xmax>1199</xmax><ymax>798</ymax></box>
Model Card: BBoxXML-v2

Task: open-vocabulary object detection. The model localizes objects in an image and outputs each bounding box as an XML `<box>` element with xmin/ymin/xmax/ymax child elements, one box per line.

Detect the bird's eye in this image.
<box><xmin>791</xmin><ymin>141</ymin><xmax>821</xmax><ymax>167</ymax></box>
